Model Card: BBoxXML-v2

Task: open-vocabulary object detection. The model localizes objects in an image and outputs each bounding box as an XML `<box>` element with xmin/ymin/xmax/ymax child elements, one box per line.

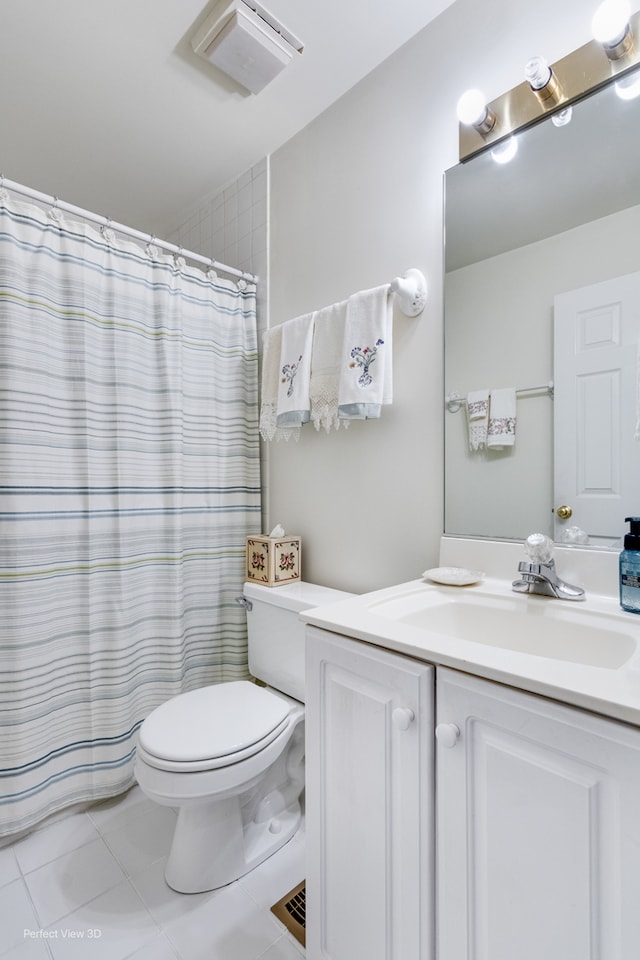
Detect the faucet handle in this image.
<box><xmin>524</xmin><ymin>533</ymin><xmax>554</xmax><ymax>564</ymax></box>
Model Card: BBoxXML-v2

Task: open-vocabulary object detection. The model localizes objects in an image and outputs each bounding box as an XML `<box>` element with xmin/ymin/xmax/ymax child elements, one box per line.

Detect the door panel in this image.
<box><xmin>306</xmin><ymin>627</ymin><xmax>434</xmax><ymax>960</ymax></box>
<box><xmin>554</xmin><ymin>272</ymin><xmax>640</xmax><ymax>545</ymax></box>
<box><xmin>437</xmin><ymin>667</ymin><xmax>640</xmax><ymax>960</ymax></box>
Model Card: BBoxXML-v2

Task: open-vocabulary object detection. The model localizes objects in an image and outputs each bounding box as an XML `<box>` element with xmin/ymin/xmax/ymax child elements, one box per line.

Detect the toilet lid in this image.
<box><xmin>138</xmin><ymin>681</ymin><xmax>290</xmax><ymax>764</ymax></box>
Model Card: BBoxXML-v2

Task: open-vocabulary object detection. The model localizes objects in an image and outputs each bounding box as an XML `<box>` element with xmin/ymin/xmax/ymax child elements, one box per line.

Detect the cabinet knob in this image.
<box><xmin>392</xmin><ymin>707</ymin><xmax>415</xmax><ymax>730</ymax></box>
<box><xmin>435</xmin><ymin>723</ymin><xmax>460</xmax><ymax>748</ymax></box>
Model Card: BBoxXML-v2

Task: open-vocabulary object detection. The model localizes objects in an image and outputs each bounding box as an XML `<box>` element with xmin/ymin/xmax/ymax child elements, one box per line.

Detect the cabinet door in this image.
<box><xmin>437</xmin><ymin>667</ymin><xmax>640</xmax><ymax>960</ymax></box>
<box><xmin>305</xmin><ymin>626</ymin><xmax>435</xmax><ymax>960</ymax></box>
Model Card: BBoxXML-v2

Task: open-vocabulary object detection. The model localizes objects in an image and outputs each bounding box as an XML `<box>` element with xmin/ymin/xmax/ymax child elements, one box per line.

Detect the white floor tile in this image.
<box><xmin>101</xmin><ymin>804</ymin><xmax>176</xmax><ymax>876</ymax></box>
<box><xmin>0</xmin><ymin>846</ymin><xmax>20</xmax><ymax>889</ymax></box>
<box><xmin>1</xmin><ymin>937</ymin><xmax>53</xmax><ymax>960</ymax></box>
<box><xmin>257</xmin><ymin>935</ymin><xmax>306</xmax><ymax>960</ymax></box>
<box><xmin>13</xmin><ymin>814</ymin><xmax>99</xmax><ymax>876</ymax></box>
<box><xmin>129</xmin><ymin>858</ymin><xmax>214</xmax><ymax>928</ymax></box>
<box><xmin>24</xmin><ymin>838</ymin><xmax>125</xmax><ymax>928</ymax></box>
<box><xmin>0</xmin><ymin>878</ymin><xmax>42</xmax><ymax>956</ymax></box>
<box><xmin>163</xmin><ymin>882</ymin><xmax>282</xmax><ymax>960</ymax></box>
<box><xmin>125</xmin><ymin>932</ymin><xmax>180</xmax><ymax>960</ymax></box>
<box><xmin>44</xmin><ymin>880</ymin><xmax>157</xmax><ymax>960</ymax></box>
<box><xmin>0</xmin><ymin>789</ymin><xmax>307</xmax><ymax>960</ymax></box>
<box><xmin>238</xmin><ymin>836</ymin><xmax>305</xmax><ymax>909</ymax></box>
<box><xmin>87</xmin><ymin>785</ymin><xmax>155</xmax><ymax>835</ymax></box>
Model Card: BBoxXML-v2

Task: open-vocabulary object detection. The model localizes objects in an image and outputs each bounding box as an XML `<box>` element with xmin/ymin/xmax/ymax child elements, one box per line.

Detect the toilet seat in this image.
<box><xmin>138</xmin><ymin>681</ymin><xmax>291</xmax><ymax>773</ymax></box>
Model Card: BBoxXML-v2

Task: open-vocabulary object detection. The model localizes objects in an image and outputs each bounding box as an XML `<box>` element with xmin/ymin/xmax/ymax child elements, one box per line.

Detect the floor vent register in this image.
<box><xmin>270</xmin><ymin>880</ymin><xmax>306</xmax><ymax>948</ymax></box>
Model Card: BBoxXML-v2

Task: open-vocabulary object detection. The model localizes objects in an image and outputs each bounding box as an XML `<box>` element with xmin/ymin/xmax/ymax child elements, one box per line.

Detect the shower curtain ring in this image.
<box><xmin>207</xmin><ymin>258</ymin><xmax>218</xmax><ymax>280</ymax></box>
<box><xmin>48</xmin><ymin>196</ymin><xmax>63</xmax><ymax>222</ymax></box>
<box><xmin>101</xmin><ymin>217</ymin><xmax>115</xmax><ymax>243</ymax></box>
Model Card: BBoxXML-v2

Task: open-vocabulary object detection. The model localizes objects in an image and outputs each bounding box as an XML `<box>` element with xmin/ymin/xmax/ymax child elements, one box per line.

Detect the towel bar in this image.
<box><xmin>445</xmin><ymin>382</ymin><xmax>554</xmax><ymax>413</ymax></box>
<box><xmin>390</xmin><ymin>268</ymin><xmax>427</xmax><ymax>317</ymax></box>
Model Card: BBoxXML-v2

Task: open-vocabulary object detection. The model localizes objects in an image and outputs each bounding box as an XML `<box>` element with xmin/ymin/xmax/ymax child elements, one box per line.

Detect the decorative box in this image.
<box><xmin>246</xmin><ymin>535</ymin><xmax>301</xmax><ymax>586</ymax></box>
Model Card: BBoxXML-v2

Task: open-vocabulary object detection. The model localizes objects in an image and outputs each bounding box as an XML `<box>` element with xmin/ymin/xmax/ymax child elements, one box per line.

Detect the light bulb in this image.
<box><xmin>525</xmin><ymin>55</ymin><xmax>552</xmax><ymax>90</ymax></box>
<box><xmin>616</xmin><ymin>69</ymin><xmax>640</xmax><ymax>99</ymax></box>
<box><xmin>592</xmin><ymin>0</ymin><xmax>630</xmax><ymax>46</ymax></box>
<box><xmin>491</xmin><ymin>137</ymin><xmax>518</xmax><ymax>165</ymax></box>
<box><xmin>456</xmin><ymin>89</ymin><xmax>488</xmax><ymax>126</ymax></box>
<box><xmin>551</xmin><ymin>106</ymin><xmax>573</xmax><ymax>127</ymax></box>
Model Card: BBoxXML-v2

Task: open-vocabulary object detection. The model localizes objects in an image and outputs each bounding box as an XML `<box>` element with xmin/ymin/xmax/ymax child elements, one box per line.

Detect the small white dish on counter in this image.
<box><xmin>422</xmin><ymin>566</ymin><xmax>485</xmax><ymax>586</ymax></box>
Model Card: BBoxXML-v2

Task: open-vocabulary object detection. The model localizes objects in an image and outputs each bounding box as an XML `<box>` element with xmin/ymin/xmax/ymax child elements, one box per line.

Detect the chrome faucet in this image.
<box><xmin>512</xmin><ymin>533</ymin><xmax>585</xmax><ymax>601</ymax></box>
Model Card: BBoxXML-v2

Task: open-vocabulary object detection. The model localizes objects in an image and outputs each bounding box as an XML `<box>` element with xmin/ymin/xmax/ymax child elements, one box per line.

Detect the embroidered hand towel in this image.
<box><xmin>259</xmin><ymin>325</ymin><xmax>282</xmax><ymax>441</ymax></box>
<box><xmin>487</xmin><ymin>388</ymin><xmax>517</xmax><ymax>449</ymax></box>
<box><xmin>309</xmin><ymin>299</ymin><xmax>349</xmax><ymax>433</ymax></box>
<box><xmin>466</xmin><ymin>389</ymin><xmax>489</xmax><ymax>451</ymax></box>
<box><xmin>276</xmin><ymin>312</ymin><xmax>315</xmax><ymax>430</ymax></box>
<box><xmin>338</xmin><ymin>285</ymin><xmax>392</xmax><ymax>420</ymax></box>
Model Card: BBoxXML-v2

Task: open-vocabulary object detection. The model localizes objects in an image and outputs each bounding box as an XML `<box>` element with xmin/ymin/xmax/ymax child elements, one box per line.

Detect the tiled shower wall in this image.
<box><xmin>168</xmin><ymin>157</ymin><xmax>270</xmax><ymax>529</ymax></box>
<box><xmin>168</xmin><ymin>157</ymin><xmax>269</xmax><ymax>337</ymax></box>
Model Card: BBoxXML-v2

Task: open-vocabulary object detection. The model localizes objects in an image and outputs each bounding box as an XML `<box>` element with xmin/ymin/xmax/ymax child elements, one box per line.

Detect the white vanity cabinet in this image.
<box><xmin>305</xmin><ymin>625</ymin><xmax>435</xmax><ymax>960</ymax></box>
<box><xmin>305</xmin><ymin>623</ymin><xmax>640</xmax><ymax>960</ymax></box>
<box><xmin>436</xmin><ymin>666</ymin><xmax>640</xmax><ymax>960</ymax></box>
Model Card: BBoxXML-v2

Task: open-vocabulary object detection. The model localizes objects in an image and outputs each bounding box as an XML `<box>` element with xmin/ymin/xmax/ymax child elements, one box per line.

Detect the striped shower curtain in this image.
<box><xmin>0</xmin><ymin>194</ymin><xmax>261</xmax><ymax>837</ymax></box>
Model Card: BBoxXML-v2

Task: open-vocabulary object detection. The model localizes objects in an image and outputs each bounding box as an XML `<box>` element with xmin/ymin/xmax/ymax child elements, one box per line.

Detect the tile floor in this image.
<box><xmin>0</xmin><ymin>786</ymin><xmax>306</xmax><ymax>960</ymax></box>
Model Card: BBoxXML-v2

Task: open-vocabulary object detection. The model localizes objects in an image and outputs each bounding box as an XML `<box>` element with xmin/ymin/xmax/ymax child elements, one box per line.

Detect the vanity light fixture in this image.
<box><xmin>457</xmin><ymin>3</ymin><xmax>640</xmax><ymax>161</ymax></box>
<box><xmin>491</xmin><ymin>136</ymin><xmax>518</xmax><ymax>164</ymax></box>
<box><xmin>615</xmin><ymin>65</ymin><xmax>640</xmax><ymax>97</ymax></box>
<box><xmin>551</xmin><ymin>106</ymin><xmax>573</xmax><ymax>126</ymax></box>
<box><xmin>456</xmin><ymin>89</ymin><xmax>496</xmax><ymax>136</ymax></box>
<box><xmin>524</xmin><ymin>55</ymin><xmax>563</xmax><ymax>106</ymax></box>
<box><xmin>591</xmin><ymin>0</ymin><xmax>635</xmax><ymax>61</ymax></box>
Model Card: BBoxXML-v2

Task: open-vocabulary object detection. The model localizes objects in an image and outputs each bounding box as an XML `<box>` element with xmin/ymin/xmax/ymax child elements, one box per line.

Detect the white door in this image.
<box><xmin>305</xmin><ymin>626</ymin><xmax>435</xmax><ymax>960</ymax></box>
<box><xmin>554</xmin><ymin>271</ymin><xmax>640</xmax><ymax>546</ymax></box>
<box><xmin>436</xmin><ymin>667</ymin><xmax>640</xmax><ymax>960</ymax></box>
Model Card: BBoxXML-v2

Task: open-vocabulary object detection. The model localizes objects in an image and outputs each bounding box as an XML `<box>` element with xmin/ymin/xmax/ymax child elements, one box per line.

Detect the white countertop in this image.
<box><xmin>301</xmin><ymin>576</ymin><xmax>640</xmax><ymax>728</ymax></box>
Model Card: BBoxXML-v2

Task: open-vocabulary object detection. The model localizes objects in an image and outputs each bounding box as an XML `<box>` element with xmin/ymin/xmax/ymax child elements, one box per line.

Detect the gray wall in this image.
<box><xmin>266</xmin><ymin>0</ymin><xmax>594</xmax><ymax>593</ymax></box>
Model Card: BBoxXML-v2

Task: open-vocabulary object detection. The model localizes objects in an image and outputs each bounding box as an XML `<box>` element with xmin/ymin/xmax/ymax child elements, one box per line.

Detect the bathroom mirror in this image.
<box><xmin>444</xmin><ymin>70</ymin><xmax>640</xmax><ymax>547</ymax></box>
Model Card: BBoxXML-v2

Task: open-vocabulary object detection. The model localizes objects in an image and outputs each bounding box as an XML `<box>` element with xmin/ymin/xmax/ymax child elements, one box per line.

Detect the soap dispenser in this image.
<box><xmin>620</xmin><ymin>517</ymin><xmax>640</xmax><ymax>614</ymax></box>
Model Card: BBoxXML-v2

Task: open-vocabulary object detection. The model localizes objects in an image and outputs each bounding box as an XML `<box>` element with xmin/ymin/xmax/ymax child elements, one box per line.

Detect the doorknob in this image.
<box><xmin>392</xmin><ymin>707</ymin><xmax>415</xmax><ymax>730</ymax></box>
<box><xmin>435</xmin><ymin>723</ymin><xmax>460</xmax><ymax>748</ymax></box>
<box><xmin>556</xmin><ymin>504</ymin><xmax>573</xmax><ymax>520</ymax></box>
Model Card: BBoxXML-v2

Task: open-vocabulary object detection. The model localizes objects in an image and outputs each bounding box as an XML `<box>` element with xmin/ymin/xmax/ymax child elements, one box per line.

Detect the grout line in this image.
<box><xmin>0</xmin><ymin>783</ymin><xmax>305</xmax><ymax>960</ymax></box>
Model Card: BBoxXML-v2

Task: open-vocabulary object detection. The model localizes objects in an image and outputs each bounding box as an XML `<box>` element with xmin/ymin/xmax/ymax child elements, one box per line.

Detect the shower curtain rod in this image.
<box><xmin>1</xmin><ymin>176</ymin><xmax>258</xmax><ymax>284</ymax></box>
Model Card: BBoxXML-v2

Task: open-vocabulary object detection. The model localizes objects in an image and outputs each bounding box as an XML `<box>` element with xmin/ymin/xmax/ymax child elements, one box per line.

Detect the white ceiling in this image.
<box><xmin>1</xmin><ymin>0</ymin><xmax>453</xmax><ymax>238</ymax></box>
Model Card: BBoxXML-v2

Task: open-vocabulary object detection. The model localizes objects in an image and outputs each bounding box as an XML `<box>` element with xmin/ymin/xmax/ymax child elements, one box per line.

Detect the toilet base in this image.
<box><xmin>135</xmin><ymin>692</ymin><xmax>306</xmax><ymax>894</ymax></box>
<box><xmin>165</xmin><ymin>796</ymin><xmax>302</xmax><ymax>893</ymax></box>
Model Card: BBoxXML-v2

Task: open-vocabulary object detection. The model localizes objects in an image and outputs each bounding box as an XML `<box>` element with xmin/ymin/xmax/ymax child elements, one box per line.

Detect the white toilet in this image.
<box><xmin>135</xmin><ymin>579</ymin><xmax>351</xmax><ymax>893</ymax></box>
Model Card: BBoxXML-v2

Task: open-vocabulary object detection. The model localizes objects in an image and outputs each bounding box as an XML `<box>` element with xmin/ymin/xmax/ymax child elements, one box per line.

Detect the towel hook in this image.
<box><xmin>390</xmin><ymin>269</ymin><xmax>427</xmax><ymax>317</ymax></box>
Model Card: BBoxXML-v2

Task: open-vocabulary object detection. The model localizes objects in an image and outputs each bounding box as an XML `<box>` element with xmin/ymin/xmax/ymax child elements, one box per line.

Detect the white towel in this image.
<box><xmin>466</xmin><ymin>389</ymin><xmax>489</xmax><ymax>451</ymax></box>
<box><xmin>259</xmin><ymin>325</ymin><xmax>281</xmax><ymax>441</ymax></box>
<box><xmin>309</xmin><ymin>299</ymin><xmax>349</xmax><ymax>433</ymax></box>
<box><xmin>259</xmin><ymin>325</ymin><xmax>296</xmax><ymax>441</ymax></box>
<box><xmin>487</xmin><ymin>388</ymin><xmax>517</xmax><ymax>449</ymax></box>
<box><xmin>259</xmin><ymin>324</ymin><xmax>307</xmax><ymax>442</ymax></box>
<box><xmin>338</xmin><ymin>285</ymin><xmax>392</xmax><ymax>420</ymax></box>
<box><xmin>275</xmin><ymin>313</ymin><xmax>315</xmax><ymax>430</ymax></box>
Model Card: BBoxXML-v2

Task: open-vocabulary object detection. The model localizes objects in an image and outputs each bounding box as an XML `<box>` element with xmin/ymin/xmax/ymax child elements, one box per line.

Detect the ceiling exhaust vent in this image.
<box><xmin>191</xmin><ymin>0</ymin><xmax>303</xmax><ymax>95</ymax></box>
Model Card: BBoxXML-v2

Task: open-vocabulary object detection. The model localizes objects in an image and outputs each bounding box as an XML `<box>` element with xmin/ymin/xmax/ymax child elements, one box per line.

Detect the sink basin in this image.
<box><xmin>368</xmin><ymin>587</ymin><xmax>635</xmax><ymax>669</ymax></box>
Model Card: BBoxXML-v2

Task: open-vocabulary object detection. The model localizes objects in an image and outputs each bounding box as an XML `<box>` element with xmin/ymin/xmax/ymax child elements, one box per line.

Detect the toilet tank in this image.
<box><xmin>242</xmin><ymin>581</ymin><xmax>354</xmax><ymax>702</ymax></box>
